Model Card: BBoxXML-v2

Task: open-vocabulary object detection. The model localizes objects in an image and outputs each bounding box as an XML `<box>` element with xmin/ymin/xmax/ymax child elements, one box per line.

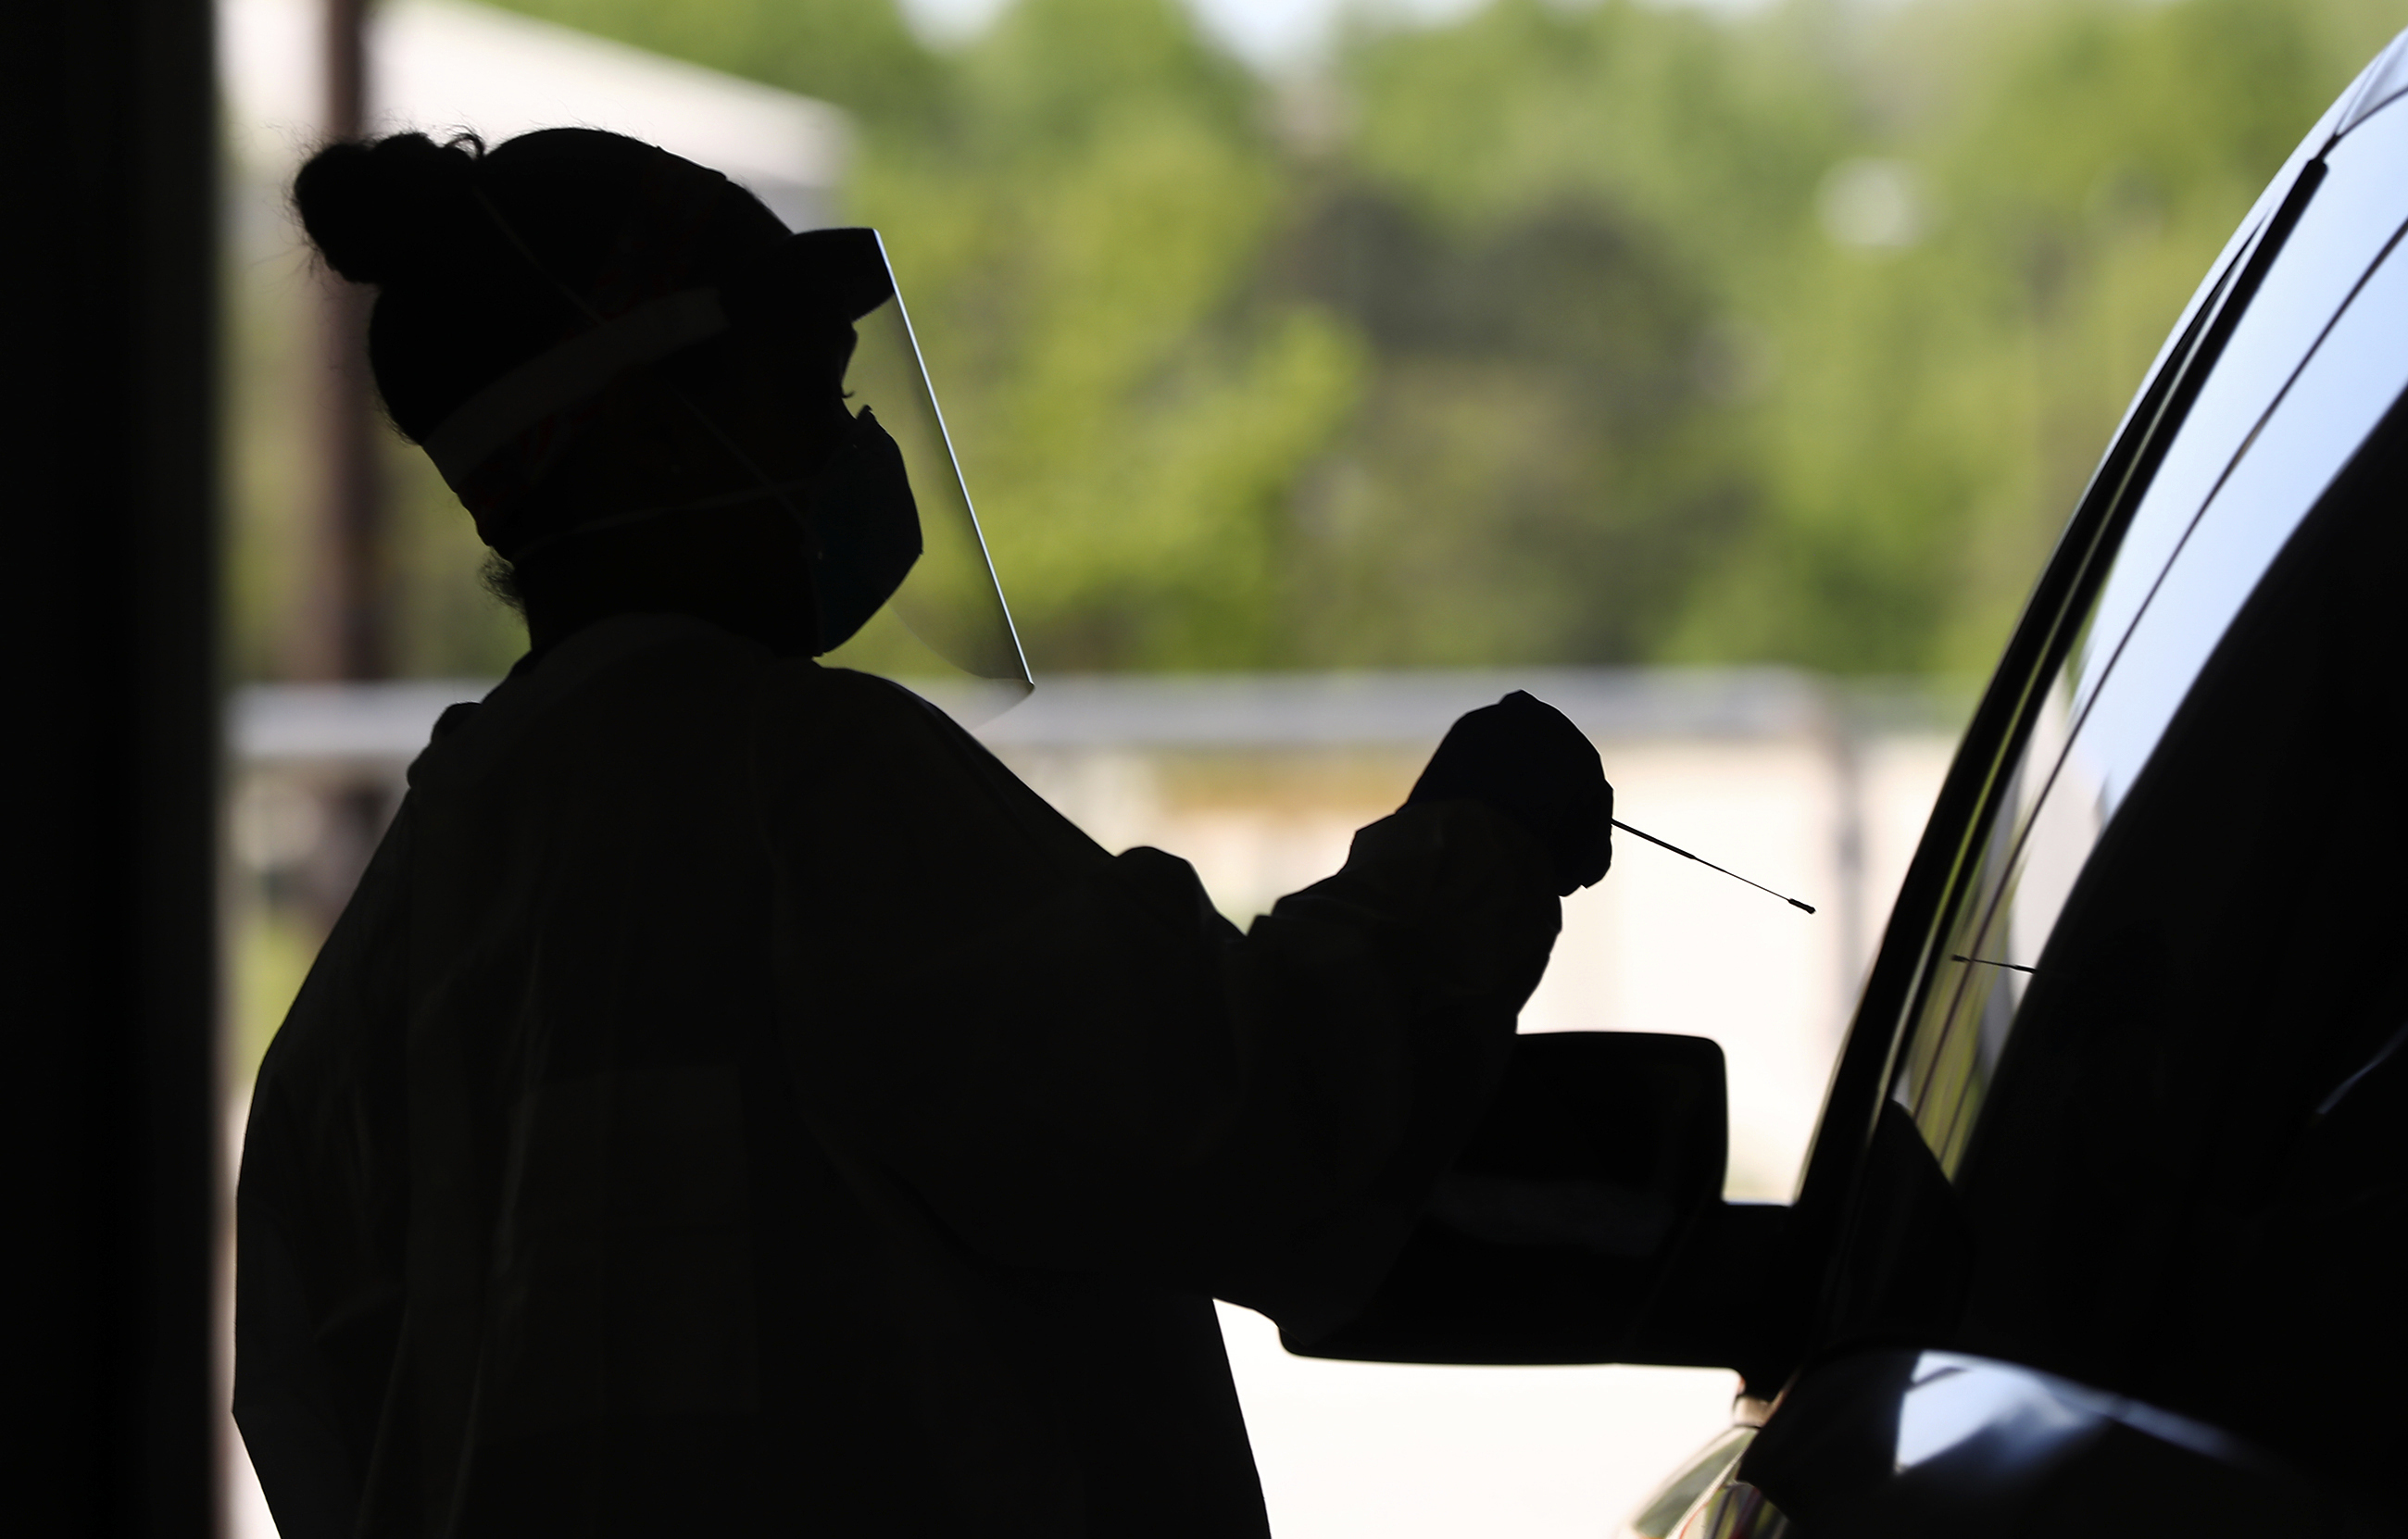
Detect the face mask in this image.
<box><xmin>809</xmin><ymin>406</ymin><xmax>922</xmax><ymax>654</ymax></box>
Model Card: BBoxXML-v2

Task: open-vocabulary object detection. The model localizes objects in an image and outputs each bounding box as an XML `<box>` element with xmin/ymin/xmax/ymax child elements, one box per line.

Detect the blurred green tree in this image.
<box><xmin>1649</xmin><ymin>0</ymin><xmax>2400</xmax><ymax>670</ymax></box>
<box><xmin>852</xmin><ymin>0</ymin><xmax>1366</xmax><ymax>668</ymax></box>
<box><xmin>487</xmin><ymin>0</ymin><xmax>943</xmax><ymax>123</ymax></box>
<box><xmin>443</xmin><ymin>0</ymin><xmax>2405</xmax><ymax>677</ymax></box>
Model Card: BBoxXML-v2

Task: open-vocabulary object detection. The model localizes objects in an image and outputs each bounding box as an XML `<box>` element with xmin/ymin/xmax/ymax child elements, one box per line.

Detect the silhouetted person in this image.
<box><xmin>235</xmin><ymin>128</ymin><xmax>1612</xmax><ymax>1538</ymax></box>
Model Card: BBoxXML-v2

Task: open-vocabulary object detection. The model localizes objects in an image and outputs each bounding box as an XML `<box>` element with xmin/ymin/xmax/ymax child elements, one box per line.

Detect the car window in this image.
<box><xmin>1837</xmin><ymin>121</ymin><xmax>2408</xmax><ymax>1491</ymax></box>
<box><xmin>1891</xmin><ymin>99</ymin><xmax>2408</xmax><ymax>1173</ymax></box>
<box><xmin>1929</xmin><ymin>388</ymin><xmax>2408</xmax><ymax>1489</ymax></box>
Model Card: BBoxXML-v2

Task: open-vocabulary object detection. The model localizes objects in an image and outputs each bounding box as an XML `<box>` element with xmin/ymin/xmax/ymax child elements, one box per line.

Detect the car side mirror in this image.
<box><xmin>1286</xmin><ymin>1031</ymin><xmax>1787</xmax><ymax>1373</ymax></box>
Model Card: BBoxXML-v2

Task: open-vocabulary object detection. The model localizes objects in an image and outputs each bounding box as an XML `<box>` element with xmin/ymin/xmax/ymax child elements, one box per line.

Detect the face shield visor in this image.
<box><xmin>422</xmin><ymin>223</ymin><xmax>1032</xmax><ymax>723</ymax></box>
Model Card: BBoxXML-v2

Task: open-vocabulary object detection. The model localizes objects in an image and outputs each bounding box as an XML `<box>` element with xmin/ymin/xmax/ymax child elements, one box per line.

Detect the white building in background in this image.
<box><xmin>234</xmin><ymin>668</ymin><xmax>1957</xmax><ymax>1199</ymax></box>
<box><xmin>975</xmin><ymin>669</ymin><xmax>1956</xmax><ymax>1200</ymax></box>
<box><xmin>218</xmin><ymin>0</ymin><xmax>848</xmax><ymax>227</ymax></box>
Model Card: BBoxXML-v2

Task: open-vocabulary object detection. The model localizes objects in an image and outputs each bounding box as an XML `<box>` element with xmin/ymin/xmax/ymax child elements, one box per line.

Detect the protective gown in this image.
<box><xmin>235</xmin><ymin>612</ymin><xmax>1562</xmax><ymax>1538</ymax></box>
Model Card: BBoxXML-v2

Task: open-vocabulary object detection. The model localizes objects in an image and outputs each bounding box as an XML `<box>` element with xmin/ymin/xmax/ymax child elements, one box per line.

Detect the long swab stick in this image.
<box><xmin>1612</xmin><ymin>819</ymin><xmax>1816</xmax><ymax>913</ymax></box>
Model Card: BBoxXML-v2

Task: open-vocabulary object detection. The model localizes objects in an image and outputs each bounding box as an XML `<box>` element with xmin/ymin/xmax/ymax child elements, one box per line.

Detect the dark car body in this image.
<box><xmin>1299</xmin><ymin>27</ymin><xmax>2408</xmax><ymax>1537</ymax></box>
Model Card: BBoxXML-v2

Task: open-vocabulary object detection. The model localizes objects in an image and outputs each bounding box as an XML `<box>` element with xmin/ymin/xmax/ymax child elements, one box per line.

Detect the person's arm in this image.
<box><xmin>759</xmin><ymin>669</ymin><xmax>1599</xmax><ymax>1336</ymax></box>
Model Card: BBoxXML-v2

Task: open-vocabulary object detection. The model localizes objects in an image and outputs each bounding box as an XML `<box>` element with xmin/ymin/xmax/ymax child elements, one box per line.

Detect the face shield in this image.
<box><xmin>421</xmin><ymin>219</ymin><xmax>1032</xmax><ymax>723</ymax></box>
<box><xmin>750</xmin><ymin>230</ymin><xmax>1033</xmax><ymax>723</ymax></box>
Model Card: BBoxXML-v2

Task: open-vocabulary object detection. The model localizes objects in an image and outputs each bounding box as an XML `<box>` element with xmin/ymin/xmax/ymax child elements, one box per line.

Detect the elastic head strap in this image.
<box><xmin>420</xmin><ymin>287</ymin><xmax>728</xmax><ymax>490</ymax></box>
<box><xmin>445</xmin><ymin>164</ymin><xmax>812</xmax><ymax>557</ymax></box>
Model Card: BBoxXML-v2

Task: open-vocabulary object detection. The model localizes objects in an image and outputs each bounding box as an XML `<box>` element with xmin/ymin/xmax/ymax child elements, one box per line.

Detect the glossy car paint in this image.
<box><xmin>1656</xmin><ymin>1351</ymin><xmax>2367</xmax><ymax>1538</ymax></box>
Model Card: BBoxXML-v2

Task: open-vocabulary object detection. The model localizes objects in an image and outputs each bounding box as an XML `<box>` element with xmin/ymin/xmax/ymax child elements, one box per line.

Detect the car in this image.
<box><xmin>1281</xmin><ymin>26</ymin><xmax>2408</xmax><ymax>1538</ymax></box>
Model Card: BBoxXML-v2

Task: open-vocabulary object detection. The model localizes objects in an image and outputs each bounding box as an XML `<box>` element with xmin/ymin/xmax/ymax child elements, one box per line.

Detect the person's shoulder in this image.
<box><xmin>756</xmin><ymin>660</ymin><xmax>967</xmax><ymax>738</ymax></box>
<box><xmin>507</xmin><ymin>613</ymin><xmax>773</xmax><ymax>712</ymax></box>
<box><xmin>412</xmin><ymin>616</ymin><xmax>771</xmax><ymax>790</ymax></box>
<box><xmin>751</xmin><ymin>664</ymin><xmax>1025</xmax><ymax>813</ymax></box>
<box><xmin>752</xmin><ymin>666</ymin><xmax>1107</xmax><ymax>867</ymax></box>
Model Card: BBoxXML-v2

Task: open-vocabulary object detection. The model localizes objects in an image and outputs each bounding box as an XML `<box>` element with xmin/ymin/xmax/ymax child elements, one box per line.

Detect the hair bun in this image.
<box><xmin>294</xmin><ymin>132</ymin><xmax>484</xmax><ymax>287</ymax></box>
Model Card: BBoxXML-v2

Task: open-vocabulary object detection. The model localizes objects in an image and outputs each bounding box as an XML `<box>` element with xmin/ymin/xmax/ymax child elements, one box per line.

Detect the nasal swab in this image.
<box><xmin>1612</xmin><ymin>819</ymin><xmax>1816</xmax><ymax>913</ymax></box>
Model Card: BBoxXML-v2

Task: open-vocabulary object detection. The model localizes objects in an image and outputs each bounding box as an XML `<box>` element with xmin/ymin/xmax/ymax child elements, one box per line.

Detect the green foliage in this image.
<box><xmin>853</xmin><ymin>0</ymin><xmax>1362</xmax><ymax>667</ymax></box>
<box><xmin>230</xmin><ymin>903</ymin><xmax>320</xmax><ymax>1094</ymax></box>
<box><xmin>486</xmin><ymin>0</ymin><xmax>942</xmax><ymax>123</ymax></box>
<box><xmin>1703</xmin><ymin>0</ymin><xmax>2389</xmax><ymax>672</ymax></box>
<box><xmin>420</xmin><ymin>0</ymin><xmax>2408</xmax><ymax>675</ymax></box>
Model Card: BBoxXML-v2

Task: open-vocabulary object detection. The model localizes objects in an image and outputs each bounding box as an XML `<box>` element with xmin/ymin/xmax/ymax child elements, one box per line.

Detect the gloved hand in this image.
<box><xmin>1406</xmin><ymin>691</ymin><xmax>1613</xmax><ymax>896</ymax></box>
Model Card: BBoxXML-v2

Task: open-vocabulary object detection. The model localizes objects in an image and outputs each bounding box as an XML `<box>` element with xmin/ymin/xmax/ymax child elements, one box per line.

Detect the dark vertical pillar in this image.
<box><xmin>0</xmin><ymin>0</ymin><xmax>221</xmax><ymax>1533</ymax></box>
<box><xmin>297</xmin><ymin>0</ymin><xmax>395</xmax><ymax>926</ymax></box>
<box><xmin>309</xmin><ymin>0</ymin><xmax>388</xmax><ymax>684</ymax></box>
<box><xmin>293</xmin><ymin>0</ymin><xmax>388</xmax><ymax>688</ymax></box>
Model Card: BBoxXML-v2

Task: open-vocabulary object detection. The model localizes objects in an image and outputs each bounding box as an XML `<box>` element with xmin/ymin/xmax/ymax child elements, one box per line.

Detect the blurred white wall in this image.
<box><xmin>979</xmin><ymin>669</ymin><xmax>1957</xmax><ymax>1200</ymax></box>
<box><xmin>230</xmin><ymin>672</ymin><xmax>1954</xmax><ymax>1197</ymax></box>
<box><xmin>971</xmin><ymin>671</ymin><xmax>1957</xmax><ymax>1537</ymax></box>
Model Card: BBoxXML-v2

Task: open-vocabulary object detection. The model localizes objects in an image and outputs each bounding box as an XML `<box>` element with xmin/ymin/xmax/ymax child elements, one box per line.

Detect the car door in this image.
<box><xmin>1632</xmin><ymin>28</ymin><xmax>2408</xmax><ymax>1537</ymax></box>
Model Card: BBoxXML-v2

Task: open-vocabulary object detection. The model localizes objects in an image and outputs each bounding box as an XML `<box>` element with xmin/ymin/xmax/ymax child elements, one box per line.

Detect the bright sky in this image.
<box><xmin>899</xmin><ymin>0</ymin><xmax>1493</xmax><ymax>69</ymax></box>
<box><xmin>900</xmin><ymin>0</ymin><xmax>1775</xmax><ymax>72</ymax></box>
